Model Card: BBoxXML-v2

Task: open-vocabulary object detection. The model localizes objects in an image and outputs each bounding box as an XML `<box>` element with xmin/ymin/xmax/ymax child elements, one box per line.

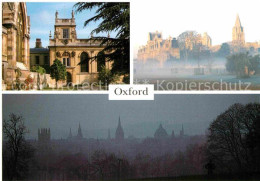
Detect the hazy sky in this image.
<box><xmin>3</xmin><ymin>94</ymin><xmax>259</xmax><ymax>139</ymax></box>
<box><xmin>132</xmin><ymin>0</ymin><xmax>260</xmax><ymax>58</ymax></box>
<box><xmin>27</xmin><ymin>2</ymin><xmax>117</xmax><ymax>48</ymax></box>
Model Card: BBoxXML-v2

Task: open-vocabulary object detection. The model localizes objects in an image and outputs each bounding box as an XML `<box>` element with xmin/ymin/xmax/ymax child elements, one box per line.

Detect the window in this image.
<box><xmin>80</xmin><ymin>52</ymin><xmax>89</xmax><ymax>72</ymax></box>
<box><xmin>36</xmin><ymin>56</ymin><xmax>40</xmax><ymax>65</ymax></box>
<box><xmin>63</xmin><ymin>29</ymin><xmax>69</xmax><ymax>39</ymax></box>
<box><xmin>67</xmin><ymin>58</ymin><xmax>70</xmax><ymax>66</ymax></box>
<box><xmin>44</xmin><ymin>56</ymin><xmax>48</xmax><ymax>65</ymax></box>
<box><xmin>62</xmin><ymin>58</ymin><xmax>70</xmax><ymax>67</ymax></box>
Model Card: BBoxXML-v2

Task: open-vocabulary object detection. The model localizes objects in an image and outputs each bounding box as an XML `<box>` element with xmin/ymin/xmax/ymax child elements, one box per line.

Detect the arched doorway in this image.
<box><xmin>66</xmin><ymin>72</ymin><xmax>72</xmax><ymax>85</ymax></box>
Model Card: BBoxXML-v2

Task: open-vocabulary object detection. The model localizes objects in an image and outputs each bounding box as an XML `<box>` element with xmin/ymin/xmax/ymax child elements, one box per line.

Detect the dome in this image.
<box><xmin>154</xmin><ymin>124</ymin><xmax>168</xmax><ymax>139</ymax></box>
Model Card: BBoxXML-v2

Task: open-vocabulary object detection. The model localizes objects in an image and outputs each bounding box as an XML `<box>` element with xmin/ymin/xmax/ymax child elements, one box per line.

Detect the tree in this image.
<box><xmin>74</xmin><ymin>2</ymin><xmax>130</xmax><ymax>77</ymax></box>
<box><xmin>207</xmin><ymin>103</ymin><xmax>260</xmax><ymax>174</ymax></box>
<box><xmin>50</xmin><ymin>59</ymin><xmax>66</xmax><ymax>88</ymax></box>
<box><xmin>226</xmin><ymin>53</ymin><xmax>260</xmax><ymax>77</ymax></box>
<box><xmin>32</xmin><ymin>65</ymin><xmax>46</xmax><ymax>90</ymax></box>
<box><xmin>98</xmin><ymin>65</ymin><xmax>119</xmax><ymax>88</ymax></box>
<box><xmin>3</xmin><ymin>113</ymin><xmax>34</xmax><ymax>180</ymax></box>
<box><xmin>217</xmin><ymin>43</ymin><xmax>230</xmax><ymax>57</ymax></box>
<box><xmin>226</xmin><ymin>53</ymin><xmax>250</xmax><ymax>78</ymax></box>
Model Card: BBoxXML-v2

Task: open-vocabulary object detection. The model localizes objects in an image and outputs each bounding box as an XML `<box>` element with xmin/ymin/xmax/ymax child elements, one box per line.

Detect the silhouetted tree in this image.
<box><xmin>207</xmin><ymin>103</ymin><xmax>260</xmax><ymax>174</ymax></box>
<box><xmin>3</xmin><ymin>113</ymin><xmax>34</xmax><ymax>180</ymax></box>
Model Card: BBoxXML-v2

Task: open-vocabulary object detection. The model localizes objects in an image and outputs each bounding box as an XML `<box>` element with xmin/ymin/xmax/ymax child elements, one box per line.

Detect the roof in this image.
<box><xmin>30</xmin><ymin>48</ymin><xmax>49</xmax><ymax>53</ymax></box>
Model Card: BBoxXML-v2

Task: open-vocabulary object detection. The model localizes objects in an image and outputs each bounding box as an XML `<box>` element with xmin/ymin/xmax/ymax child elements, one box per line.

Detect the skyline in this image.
<box><xmin>3</xmin><ymin>94</ymin><xmax>259</xmax><ymax>140</ymax></box>
<box><xmin>133</xmin><ymin>0</ymin><xmax>260</xmax><ymax>58</ymax></box>
<box><xmin>27</xmin><ymin>2</ymin><xmax>117</xmax><ymax>48</ymax></box>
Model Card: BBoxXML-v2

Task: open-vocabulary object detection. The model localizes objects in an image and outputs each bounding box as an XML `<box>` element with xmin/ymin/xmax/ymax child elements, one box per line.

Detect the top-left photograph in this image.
<box><xmin>2</xmin><ymin>2</ymin><xmax>130</xmax><ymax>91</ymax></box>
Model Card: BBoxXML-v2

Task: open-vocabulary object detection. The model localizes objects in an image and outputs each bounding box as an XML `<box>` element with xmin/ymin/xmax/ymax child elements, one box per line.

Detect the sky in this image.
<box><xmin>3</xmin><ymin>94</ymin><xmax>259</xmax><ymax>140</ymax></box>
<box><xmin>132</xmin><ymin>0</ymin><xmax>260</xmax><ymax>58</ymax></box>
<box><xmin>27</xmin><ymin>2</ymin><xmax>117</xmax><ymax>48</ymax></box>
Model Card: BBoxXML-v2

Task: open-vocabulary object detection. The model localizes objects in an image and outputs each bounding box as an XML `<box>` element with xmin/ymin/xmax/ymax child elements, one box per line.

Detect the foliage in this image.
<box><xmin>122</xmin><ymin>74</ymin><xmax>130</xmax><ymax>84</ymax></box>
<box><xmin>32</xmin><ymin>66</ymin><xmax>46</xmax><ymax>90</ymax></box>
<box><xmin>31</xmin><ymin>65</ymin><xmax>46</xmax><ymax>75</ymax></box>
<box><xmin>24</xmin><ymin>75</ymin><xmax>33</xmax><ymax>90</ymax></box>
<box><xmin>50</xmin><ymin>59</ymin><xmax>67</xmax><ymax>88</ymax></box>
<box><xmin>14</xmin><ymin>68</ymin><xmax>22</xmax><ymax>90</ymax></box>
<box><xmin>217</xmin><ymin>43</ymin><xmax>230</xmax><ymax>57</ymax></box>
<box><xmin>3</xmin><ymin>113</ymin><xmax>34</xmax><ymax>180</ymax></box>
<box><xmin>207</xmin><ymin>103</ymin><xmax>260</xmax><ymax>174</ymax></box>
<box><xmin>74</xmin><ymin>2</ymin><xmax>130</xmax><ymax>75</ymax></box>
<box><xmin>226</xmin><ymin>53</ymin><xmax>259</xmax><ymax>78</ymax></box>
<box><xmin>98</xmin><ymin>65</ymin><xmax>119</xmax><ymax>86</ymax></box>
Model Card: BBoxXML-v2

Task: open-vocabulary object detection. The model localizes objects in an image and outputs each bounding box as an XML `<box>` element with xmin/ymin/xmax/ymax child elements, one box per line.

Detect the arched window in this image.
<box><xmin>80</xmin><ymin>52</ymin><xmax>89</xmax><ymax>72</ymax></box>
<box><xmin>62</xmin><ymin>52</ymin><xmax>70</xmax><ymax>67</ymax></box>
<box><xmin>97</xmin><ymin>52</ymin><xmax>106</xmax><ymax>72</ymax></box>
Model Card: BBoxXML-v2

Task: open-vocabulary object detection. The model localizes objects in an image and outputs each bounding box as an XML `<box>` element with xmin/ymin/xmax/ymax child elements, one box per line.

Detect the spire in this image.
<box><xmin>115</xmin><ymin>116</ymin><xmax>124</xmax><ymax>142</ymax></box>
<box><xmin>68</xmin><ymin>128</ymin><xmax>72</xmax><ymax>139</ymax></box>
<box><xmin>72</xmin><ymin>10</ymin><xmax>74</xmax><ymax>18</ymax></box>
<box><xmin>235</xmin><ymin>14</ymin><xmax>242</xmax><ymax>27</ymax></box>
<box><xmin>55</xmin><ymin>10</ymin><xmax>58</xmax><ymax>19</ymax></box>
<box><xmin>77</xmin><ymin>123</ymin><xmax>83</xmax><ymax>139</ymax></box>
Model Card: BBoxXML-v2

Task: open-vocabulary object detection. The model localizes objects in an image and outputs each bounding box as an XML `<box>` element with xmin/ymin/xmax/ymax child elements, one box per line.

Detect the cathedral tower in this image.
<box><xmin>115</xmin><ymin>116</ymin><xmax>124</xmax><ymax>142</ymax></box>
<box><xmin>232</xmin><ymin>14</ymin><xmax>245</xmax><ymax>46</ymax></box>
<box><xmin>38</xmin><ymin>128</ymin><xmax>51</xmax><ymax>143</ymax></box>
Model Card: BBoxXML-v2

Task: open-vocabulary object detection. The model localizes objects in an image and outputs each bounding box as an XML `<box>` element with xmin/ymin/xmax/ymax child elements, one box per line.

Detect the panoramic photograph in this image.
<box><xmin>133</xmin><ymin>0</ymin><xmax>260</xmax><ymax>90</ymax></box>
<box><xmin>2</xmin><ymin>94</ymin><xmax>260</xmax><ymax>180</ymax></box>
<box><xmin>2</xmin><ymin>2</ymin><xmax>130</xmax><ymax>91</ymax></box>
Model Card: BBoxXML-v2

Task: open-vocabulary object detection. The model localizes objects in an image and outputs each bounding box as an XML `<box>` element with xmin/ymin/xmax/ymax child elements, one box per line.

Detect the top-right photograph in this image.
<box><xmin>133</xmin><ymin>0</ymin><xmax>260</xmax><ymax>91</ymax></box>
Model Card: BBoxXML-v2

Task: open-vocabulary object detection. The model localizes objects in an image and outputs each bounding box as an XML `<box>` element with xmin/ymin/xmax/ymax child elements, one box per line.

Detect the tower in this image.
<box><xmin>232</xmin><ymin>14</ymin><xmax>245</xmax><ymax>46</ymax></box>
<box><xmin>180</xmin><ymin>124</ymin><xmax>184</xmax><ymax>137</ymax></box>
<box><xmin>77</xmin><ymin>123</ymin><xmax>83</xmax><ymax>139</ymax></box>
<box><xmin>53</xmin><ymin>10</ymin><xmax>77</xmax><ymax>44</ymax></box>
<box><xmin>115</xmin><ymin>116</ymin><xmax>124</xmax><ymax>142</ymax></box>
<box><xmin>38</xmin><ymin>128</ymin><xmax>51</xmax><ymax>143</ymax></box>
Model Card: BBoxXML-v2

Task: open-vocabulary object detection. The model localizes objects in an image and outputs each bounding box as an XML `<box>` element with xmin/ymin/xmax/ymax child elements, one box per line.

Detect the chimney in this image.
<box><xmin>35</xmin><ymin>38</ymin><xmax>42</xmax><ymax>48</ymax></box>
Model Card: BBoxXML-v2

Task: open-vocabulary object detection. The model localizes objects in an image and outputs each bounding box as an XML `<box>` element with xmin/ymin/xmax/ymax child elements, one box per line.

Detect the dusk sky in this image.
<box><xmin>3</xmin><ymin>94</ymin><xmax>259</xmax><ymax>140</ymax></box>
<box><xmin>27</xmin><ymin>2</ymin><xmax>117</xmax><ymax>48</ymax></box>
<box><xmin>133</xmin><ymin>0</ymin><xmax>260</xmax><ymax>58</ymax></box>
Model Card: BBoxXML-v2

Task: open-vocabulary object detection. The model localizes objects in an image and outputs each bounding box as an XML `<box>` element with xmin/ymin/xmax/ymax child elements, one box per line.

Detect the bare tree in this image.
<box><xmin>3</xmin><ymin>113</ymin><xmax>34</xmax><ymax>180</ymax></box>
<box><xmin>207</xmin><ymin>103</ymin><xmax>260</xmax><ymax>174</ymax></box>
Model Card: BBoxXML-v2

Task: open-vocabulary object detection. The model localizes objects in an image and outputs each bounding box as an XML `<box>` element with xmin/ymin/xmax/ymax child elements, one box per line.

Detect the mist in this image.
<box><xmin>3</xmin><ymin>94</ymin><xmax>258</xmax><ymax>140</ymax></box>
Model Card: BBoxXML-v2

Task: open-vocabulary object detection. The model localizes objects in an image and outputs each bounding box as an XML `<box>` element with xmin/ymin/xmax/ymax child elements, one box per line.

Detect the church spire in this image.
<box><xmin>235</xmin><ymin>14</ymin><xmax>242</xmax><ymax>27</ymax></box>
<box><xmin>77</xmin><ymin>123</ymin><xmax>83</xmax><ymax>139</ymax></box>
<box><xmin>115</xmin><ymin>116</ymin><xmax>124</xmax><ymax>142</ymax></box>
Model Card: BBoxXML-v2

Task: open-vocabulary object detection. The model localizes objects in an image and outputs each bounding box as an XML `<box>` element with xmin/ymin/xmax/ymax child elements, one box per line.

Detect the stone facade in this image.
<box><xmin>49</xmin><ymin>10</ymin><xmax>112</xmax><ymax>85</ymax></box>
<box><xmin>137</xmin><ymin>31</ymin><xmax>212</xmax><ymax>67</ymax></box>
<box><xmin>2</xmin><ymin>2</ymin><xmax>30</xmax><ymax>86</ymax></box>
<box><xmin>137</xmin><ymin>31</ymin><xmax>180</xmax><ymax>67</ymax></box>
